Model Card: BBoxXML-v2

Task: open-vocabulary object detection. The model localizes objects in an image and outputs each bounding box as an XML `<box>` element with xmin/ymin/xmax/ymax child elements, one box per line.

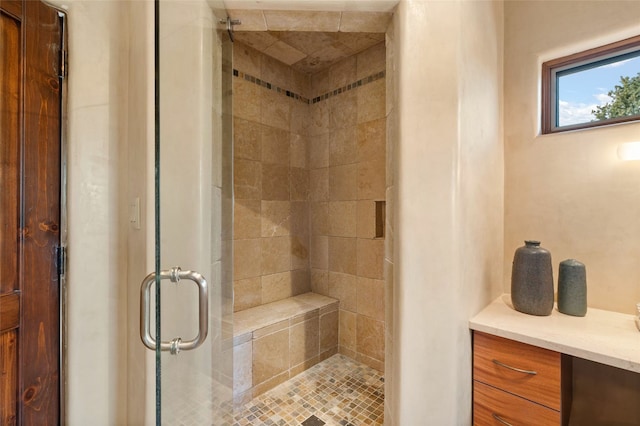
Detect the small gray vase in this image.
<box><xmin>511</xmin><ymin>240</ymin><xmax>554</xmax><ymax>316</ymax></box>
<box><xmin>557</xmin><ymin>259</ymin><xmax>587</xmax><ymax>317</ymax></box>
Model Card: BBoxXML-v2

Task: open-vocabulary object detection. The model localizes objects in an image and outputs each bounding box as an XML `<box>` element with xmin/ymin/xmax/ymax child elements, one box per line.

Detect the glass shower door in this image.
<box><xmin>141</xmin><ymin>0</ymin><xmax>233</xmax><ymax>423</ymax></box>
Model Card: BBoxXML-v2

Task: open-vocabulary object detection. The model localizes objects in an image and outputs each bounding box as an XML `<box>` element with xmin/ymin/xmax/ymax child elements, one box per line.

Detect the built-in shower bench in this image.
<box><xmin>231</xmin><ymin>292</ymin><xmax>339</xmax><ymax>406</ymax></box>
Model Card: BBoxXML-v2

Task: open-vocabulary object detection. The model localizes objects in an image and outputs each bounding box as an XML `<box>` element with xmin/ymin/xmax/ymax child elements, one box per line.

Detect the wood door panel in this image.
<box><xmin>0</xmin><ymin>292</ymin><xmax>20</xmax><ymax>333</ymax></box>
<box><xmin>0</xmin><ymin>331</ymin><xmax>18</xmax><ymax>426</ymax></box>
<box><xmin>1</xmin><ymin>1</ymin><xmax>62</xmax><ymax>423</ymax></box>
<box><xmin>20</xmin><ymin>1</ymin><xmax>62</xmax><ymax>423</ymax></box>
<box><xmin>0</xmin><ymin>8</ymin><xmax>21</xmax><ymax>295</ymax></box>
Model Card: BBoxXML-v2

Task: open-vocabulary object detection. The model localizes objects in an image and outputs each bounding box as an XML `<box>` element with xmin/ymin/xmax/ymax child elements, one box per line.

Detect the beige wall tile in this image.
<box><xmin>252</xmin><ymin>371</ymin><xmax>289</xmax><ymax>396</ymax></box>
<box><xmin>263</xmin><ymin>11</ymin><xmax>341</xmax><ymax>32</ymax></box>
<box><xmin>340</xmin><ymin>12</ymin><xmax>392</xmax><ymax>34</ymax></box>
<box><xmin>234</xmin><ymin>238</ymin><xmax>262</xmax><ymax>280</ymax></box>
<box><xmin>329</xmin><ymin>237</ymin><xmax>357</xmax><ymax>275</ymax></box>
<box><xmin>339</xmin><ymin>309</ymin><xmax>357</xmax><ymax>350</ymax></box>
<box><xmin>309</xmin><ymin>168</ymin><xmax>329</xmax><ymax>201</ymax></box>
<box><xmin>357</xmin><ymin>79</ymin><xmax>385</xmax><ymax>123</ymax></box>
<box><xmin>233</xmin><ymin>79</ymin><xmax>261</xmax><ymax>123</ymax></box>
<box><xmin>291</xmin><ymin>237</ymin><xmax>310</xmax><ymax>271</ymax></box>
<box><xmin>253</xmin><ymin>329</ymin><xmax>290</xmax><ymax>385</ymax></box>
<box><xmin>357</xmin><ymin>277</ymin><xmax>385</xmax><ymax>321</ymax></box>
<box><xmin>319</xmin><ymin>310</ymin><xmax>339</xmax><ymax>353</ymax></box>
<box><xmin>356</xmin><ymin>315</ymin><xmax>384</xmax><ymax>362</ymax></box>
<box><xmin>356</xmin><ymin>42</ymin><xmax>386</xmax><ymax>79</ymax></box>
<box><xmin>310</xmin><ymin>201</ymin><xmax>329</xmax><ymax>236</ymax></box>
<box><xmin>357</xmin><ymin>238</ymin><xmax>384</xmax><ymax>280</ymax></box>
<box><xmin>312</xmin><ymin>69</ymin><xmax>330</xmax><ymax>95</ymax></box>
<box><xmin>290</xmin><ymin>202</ymin><xmax>309</xmax><ymax>237</ymax></box>
<box><xmin>261</xmin><ymin>126</ymin><xmax>289</xmax><ymax>166</ymax></box>
<box><xmin>330</xmin><ymin>164</ymin><xmax>357</xmax><ymax>201</ymax></box>
<box><xmin>262</xmin><ymin>271</ymin><xmax>292</xmax><ymax>305</ymax></box>
<box><xmin>234</xmin><ymin>118</ymin><xmax>261</xmax><ymax>161</ymax></box>
<box><xmin>329</xmin><ymin>55</ymin><xmax>356</xmax><ymax>89</ymax></box>
<box><xmin>339</xmin><ymin>346</ymin><xmax>357</xmax><ymax>360</ymax></box>
<box><xmin>290</xmin><ymin>134</ymin><xmax>307</xmax><ymax>169</ymax></box>
<box><xmin>357</xmin><ymin>160</ymin><xmax>385</xmax><ymax>200</ymax></box>
<box><xmin>233</xmin><ymin>340</ymin><xmax>253</xmax><ymax>394</ymax></box>
<box><xmin>290</xmin><ymin>317</ymin><xmax>320</xmax><ymax>367</ymax></box>
<box><xmin>290</xmin><ymin>356</ymin><xmax>320</xmax><ymax>378</ymax></box>
<box><xmin>290</xmin><ymin>100</ymin><xmax>309</xmax><ymax>136</ymax></box>
<box><xmin>234</xmin><ymin>199</ymin><xmax>261</xmax><ymax>240</ymax></box>
<box><xmin>356</xmin><ymin>200</ymin><xmax>376</xmax><ymax>239</ymax></box>
<box><xmin>229</xmin><ymin>11</ymin><xmax>267</xmax><ymax>32</ymax></box>
<box><xmin>356</xmin><ymin>352</ymin><xmax>384</xmax><ymax>372</ymax></box>
<box><xmin>310</xmin><ymin>235</ymin><xmax>329</xmax><ymax>269</ymax></box>
<box><xmin>233</xmin><ymin>32</ymin><xmax>278</xmax><ymax>53</ymax></box>
<box><xmin>291</xmin><ymin>268</ymin><xmax>311</xmax><ymax>295</ymax></box>
<box><xmin>261</xmin><ymin>201</ymin><xmax>291</xmax><ymax>237</ymax></box>
<box><xmin>290</xmin><ymin>167</ymin><xmax>309</xmax><ymax>201</ymax></box>
<box><xmin>309</xmin><ymin>101</ymin><xmax>329</xmax><ymax>136</ymax></box>
<box><xmin>291</xmin><ymin>70</ymin><xmax>311</xmax><ymax>100</ymax></box>
<box><xmin>234</xmin><ymin>277</ymin><xmax>262</xmax><ymax>312</ymax></box>
<box><xmin>253</xmin><ymin>319</ymin><xmax>289</xmax><ymax>340</ymax></box>
<box><xmin>357</xmin><ymin>117</ymin><xmax>386</xmax><ymax>163</ymax></box>
<box><xmin>261</xmin><ymin>90</ymin><xmax>290</xmax><ymax>131</ymax></box>
<box><xmin>261</xmin><ymin>236</ymin><xmax>291</xmax><ymax>275</ymax></box>
<box><xmin>320</xmin><ymin>346</ymin><xmax>338</xmax><ymax>362</ymax></box>
<box><xmin>264</xmin><ymin>41</ymin><xmax>307</xmax><ymax>66</ymax></box>
<box><xmin>329</xmin><ymin>201</ymin><xmax>357</xmax><ymax>237</ymax></box>
<box><xmin>329</xmin><ymin>272</ymin><xmax>357</xmax><ymax>312</ymax></box>
<box><xmin>330</xmin><ymin>91</ymin><xmax>358</xmax><ymax>130</ymax></box>
<box><xmin>262</xmin><ymin>164</ymin><xmax>290</xmax><ymax>200</ymax></box>
<box><xmin>309</xmin><ymin>134</ymin><xmax>329</xmax><ymax>169</ymax></box>
<box><xmin>330</xmin><ymin>126</ymin><xmax>358</xmax><ymax>166</ymax></box>
<box><xmin>310</xmin><ymin>268</ymin><xmax>329</xmax><ymax>296</ymax></box>
<box><xmin>261</xmin><ymin>54</ymin><xmax>291</xmax><ymax>91</ymax></box>
<box><xmin>234</xmin><ymin>159</ymin><xmax>261</xmax><ymax>200</ymax></box>
<box><xmin>234</xmin><ymin>42</ymin><xmax>262</xmax><ymax>77</ymax></box>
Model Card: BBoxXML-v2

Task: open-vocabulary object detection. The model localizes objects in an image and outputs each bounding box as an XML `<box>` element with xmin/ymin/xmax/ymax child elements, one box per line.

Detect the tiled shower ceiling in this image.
<box><xmin>227</xmin><ymin>9</ymin><xmax>391</xmax><ymax>74</ymax></box>
<box><xmin>233</xmin><ymin>31</ymin><xmax>385</xmax><ymax>74</ymax></box>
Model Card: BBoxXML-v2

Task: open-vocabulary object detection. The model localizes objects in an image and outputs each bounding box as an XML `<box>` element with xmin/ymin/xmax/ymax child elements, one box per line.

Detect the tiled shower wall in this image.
<box><xmin>232</xmin><ymin>43</ymin><xmax>312</xmax><ymax>311</ymax></box>
<box><xmin>232</xmin><ymin>40</ymin><xmax>386</xmax><ymax>372</ymax></box>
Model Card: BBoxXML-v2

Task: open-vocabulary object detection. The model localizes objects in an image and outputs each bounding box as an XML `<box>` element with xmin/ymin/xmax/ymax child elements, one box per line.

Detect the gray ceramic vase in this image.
<box><xmin>511</xmin><ymin>240</ymin><xmax>554</xmax><ymax>316</ymax></box>
<box><xmin>557</xmin><ymin>259</ymin><xmax>587</xmax><ymax>317</ymax></box>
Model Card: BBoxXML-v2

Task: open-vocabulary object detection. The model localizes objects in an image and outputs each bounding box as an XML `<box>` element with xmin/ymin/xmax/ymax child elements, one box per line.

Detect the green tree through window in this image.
<box><xmin>592</xmin><ymin>72</ymin><xmax>640</xmax><ymax>121</ymax></box>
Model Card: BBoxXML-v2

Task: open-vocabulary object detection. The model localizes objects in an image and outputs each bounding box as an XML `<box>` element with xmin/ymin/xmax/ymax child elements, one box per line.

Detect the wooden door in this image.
<box><xmin>1</xmin><ymin>0</ymin><xmax>63</xmax><ymax>424</ymax></box>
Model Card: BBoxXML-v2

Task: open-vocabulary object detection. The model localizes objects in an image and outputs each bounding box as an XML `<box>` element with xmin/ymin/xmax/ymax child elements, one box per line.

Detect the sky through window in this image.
<box><xmin>557</xmin><ymin>56</ymin><xmax>640</xmax><ymax>127</ymax></box>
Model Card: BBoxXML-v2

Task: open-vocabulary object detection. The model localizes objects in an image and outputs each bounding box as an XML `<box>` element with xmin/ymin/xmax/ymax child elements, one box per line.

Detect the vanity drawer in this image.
<box><xmin>474</xmin><ymin>380</ymin><xmax>560</xmax><ymax>426</ymax></box>
<box><xmin>474</xmin><ymin>331</ymin><xmax>561</xmax><ymax>411</ymax></box>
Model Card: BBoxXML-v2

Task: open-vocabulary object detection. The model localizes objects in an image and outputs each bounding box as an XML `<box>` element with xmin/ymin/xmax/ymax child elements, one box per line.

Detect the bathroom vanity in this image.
<box><xmin>470</xmin><ymin>295</ymin><xmax>640</xmax><ymax>425</ymax></box>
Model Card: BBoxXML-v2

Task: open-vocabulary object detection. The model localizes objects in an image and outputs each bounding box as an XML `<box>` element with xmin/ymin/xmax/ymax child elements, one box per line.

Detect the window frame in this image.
<box><xmin>541</xmin><ymin>35</ymin><xmax>640</xmax><ymax>134</ymax></box>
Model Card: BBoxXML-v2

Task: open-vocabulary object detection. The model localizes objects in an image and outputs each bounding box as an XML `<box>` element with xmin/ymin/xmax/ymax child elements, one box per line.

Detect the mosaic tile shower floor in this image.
<box><xmin>233</xmin><ymin>354</ymin><xmax>385</xmax><ymax>426</ymax></box>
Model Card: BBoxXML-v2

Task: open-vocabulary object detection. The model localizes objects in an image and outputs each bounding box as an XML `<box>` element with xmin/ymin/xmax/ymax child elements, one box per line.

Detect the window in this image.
<box><xmin>542</xmin><ymin>35</ymin><xmax>640</xmax><ymax>134</ymax></box>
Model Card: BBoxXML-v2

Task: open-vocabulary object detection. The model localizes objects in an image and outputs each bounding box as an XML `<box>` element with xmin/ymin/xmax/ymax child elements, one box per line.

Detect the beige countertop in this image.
<box><xmin>469</xmin><ymin>294</ymin><xmax>640</xmax><ymax>374</ymax></box>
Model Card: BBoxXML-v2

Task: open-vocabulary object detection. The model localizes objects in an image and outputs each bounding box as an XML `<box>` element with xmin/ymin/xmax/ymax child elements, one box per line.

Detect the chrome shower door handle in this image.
<box><xmin>140</xmin><ymin>266</ymin><xmax>209</xmax><ymax>355</ymax></box>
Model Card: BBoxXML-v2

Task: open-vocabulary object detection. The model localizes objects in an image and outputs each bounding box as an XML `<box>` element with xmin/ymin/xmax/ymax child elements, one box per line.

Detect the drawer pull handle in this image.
<box><xmin>492</xmin><ymin>413</ymin><xmax>514</xmax><ymax>426</ymax></box>
<box><xmin>492</xmin><ymin>359</ymin><xmax>537</xmax><ymax>375</ymax></box>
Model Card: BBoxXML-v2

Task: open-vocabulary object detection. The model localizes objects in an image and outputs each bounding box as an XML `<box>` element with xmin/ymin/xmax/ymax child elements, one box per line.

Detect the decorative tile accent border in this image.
<box><xmin>312</xmin><ymin>70</ymin><xmax>385</xmax><ymax>104</ymax></box>
<box><xmin>232</xmin><ymin>68</ymin><xmax>385</xmax><ymax>105</ymax></box>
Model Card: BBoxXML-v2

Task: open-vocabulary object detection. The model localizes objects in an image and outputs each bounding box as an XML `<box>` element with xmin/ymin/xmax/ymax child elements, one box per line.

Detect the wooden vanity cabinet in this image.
<box><xmin>473</xmin><ymin>331</ymin><xmax>571</xmax><ymax>426</ymax></box>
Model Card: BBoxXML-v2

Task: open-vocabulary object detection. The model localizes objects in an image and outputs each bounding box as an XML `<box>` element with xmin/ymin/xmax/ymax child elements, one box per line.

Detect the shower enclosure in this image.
<box><xmin>141</xmin><ymin>0</ymin><xmax>234</xmax><ymax>423</ymax></box>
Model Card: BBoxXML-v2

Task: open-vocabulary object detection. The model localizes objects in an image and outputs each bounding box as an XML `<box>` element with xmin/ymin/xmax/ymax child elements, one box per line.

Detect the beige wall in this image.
<box><xmin>61</xmin><ymin>0</ymin><xmax>131</xmax><ymax>423</ymax></box>
<box><xmin>504</xmin><ymin>1</ymin><xmax>640</xmax><ymax>314</ymax></box>
<box><xmin>388</xmin><ymin>0</ymin><xmax>504</xmax><ymax>424</ymax></box>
